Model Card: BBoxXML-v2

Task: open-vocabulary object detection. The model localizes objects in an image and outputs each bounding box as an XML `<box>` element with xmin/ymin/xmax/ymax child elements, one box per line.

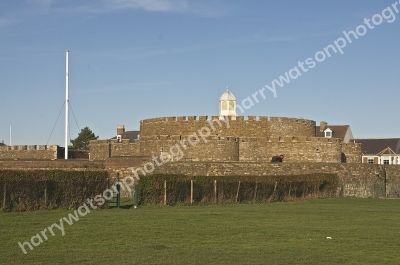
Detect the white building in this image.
<box><xmin>219</xmin><ymin>86</ymin><xmax>236</xmax><ymax>119</ymax></box>
<box><xmin>353</xmin><ymin>138</ymin><xmax>400</xmax><ymax>165</ymax></box>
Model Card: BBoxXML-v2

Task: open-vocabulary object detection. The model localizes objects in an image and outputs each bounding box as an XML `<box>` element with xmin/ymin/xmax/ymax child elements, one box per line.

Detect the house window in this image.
<box><xmin>368</xmin><ymin>159</ymin><xmax>374</xmax><ymax>164</ymax></box>
<box><xmin>324</xmin><ymin>128</ymin><xmax>332</xmax><ymax>138</ymax></box>
<box><xmin>383</xmin><ymin>160</ymin><xmax>389</xmax><ymax>165</ymax></box>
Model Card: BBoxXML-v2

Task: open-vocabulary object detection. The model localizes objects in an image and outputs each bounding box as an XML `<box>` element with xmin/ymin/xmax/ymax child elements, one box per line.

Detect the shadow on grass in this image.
<box><xmin>108</xmin><ymin>198</ymin><xmax>135</xmax><ymax>209</ymax></box>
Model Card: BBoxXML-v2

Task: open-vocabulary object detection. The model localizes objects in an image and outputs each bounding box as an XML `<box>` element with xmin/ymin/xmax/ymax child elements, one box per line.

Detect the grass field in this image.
<box><xmin>1</xmin><ymin>197</ymin><xmax>400</xmax><ymax>264</ymax></box>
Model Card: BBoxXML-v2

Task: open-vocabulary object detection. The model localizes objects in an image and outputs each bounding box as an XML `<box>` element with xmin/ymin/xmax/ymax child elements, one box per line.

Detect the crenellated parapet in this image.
<box><xmin>0</xmin><ymin>145</ymin><xmax>59</xmax><ymax>160</ymax></box>
<box><xmin>140</xmin><ymin>116</ymin><xmax>316</xmax><ymax>138</ymax></box>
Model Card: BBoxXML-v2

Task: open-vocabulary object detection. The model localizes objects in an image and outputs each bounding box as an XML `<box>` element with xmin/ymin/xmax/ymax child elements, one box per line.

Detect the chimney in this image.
<box><xmin>320</xmin><ymin>121</ymin><xmax>327</xmax><ymax>132</ymax></box>
<box><xmin>117</xmin><ymin>125</ymin><xmax>125</xmax><ymax>136</ymax></box>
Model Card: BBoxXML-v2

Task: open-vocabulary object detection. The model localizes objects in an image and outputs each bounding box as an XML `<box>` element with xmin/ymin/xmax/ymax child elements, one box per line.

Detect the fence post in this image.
<box><xmin>214</xmin><ymin>180</ymin><xmax>217</xmax><ymax>204</ymax></box>
<box><xmin>253</xmin><ymin>181</ymin><xmax>258</xmax><ymax>202</ymax></box>
<box><xmin>235</xmin><ymin>181</ymin><xmax>241</xmax><ymax>203</ymax></box>
<box><xmin>44</xmin><ymin>181</ymin><xmax>47</xmax><ymax>207</ymax></box>
<box><xmin>288</xmin><ymin>181</ymin><xmax>291</xmax><ymax>198</ymax></box>
<box><xmin>271</xmin><ymin>181</ymin><xmax>278</xmax><ymax>202</ymax></box>
<box><xmin>190</xmin><ymin>180</ymin><xmax>193</xmax><ymax>205</ymax></box>
<box><xmin>116</xmin><ymin>173</ymin><xmax>120</xmax><ymax>208</ymax></box>
<box><xmin>3</xmin><ymin>183</ymin><xmax>6</xmax><ymax>209</ymax></box>
<box><xmin>133</xmin><ymin>183</ymin><xmax>138</xmax><ymax>209</ymax></box>
<box><xmin>164</xmin><ymin>180</ymin><xmax>167</xmax><ymax>205</ymax></box>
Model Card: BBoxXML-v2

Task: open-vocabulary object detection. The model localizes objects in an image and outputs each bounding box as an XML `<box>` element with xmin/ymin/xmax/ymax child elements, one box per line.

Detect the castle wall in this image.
<box><xmin>88</xmin><ymin>116</ymin><xmax>361</xmax><ymax>163</ymax></box>
<box><xmin>341</xmin><ymin>142</ymin><xmax>362</xmax><ymax>163</ymax></box>
<box><xmin>140</xmin><ymin>116</ymin><xmax>316</xmax><ymax>138</ymax></box>
<box><xmin>0</xmin><ymin>145</ymin><xmax>58</xmax><ymax>160</ymax></box>
<box><xmin>239</xmin><ymin>136</ymin><xmax>342</xmax><ymax>163</ymax></box>
<box><xmin>110</xmin><ymin>139</ymin><xmax>141</xmax><ymax>157</ymax></box>
<box><xmin>89</xmin><ymin>139</ymin><xmax>141</xmax><ymax>160</ymax></box>
<box><xmin>137</xmin><ymin>135</ymin><xmax>239</xmax><ymax>162</ymax></box>
<box><xmin>89</xmin><ymin>140</ymin><xmax>111</xmax><ymax>160</ymax></box>
<box><xmin>384</xmin><ymin>166</ymin><xmax>400</xmax><ymax>197</ymax></box>
<box><xmin>90</xmin><ymin>136</ymin><xmax>359</xmax><ymax>164</ymax></box>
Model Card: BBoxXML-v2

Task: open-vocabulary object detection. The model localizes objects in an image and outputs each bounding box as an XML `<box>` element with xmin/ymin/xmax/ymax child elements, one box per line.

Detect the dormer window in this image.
<box><xmin>324</xmin><ymin>128</ymin><xmax>332</xmax><ymax>138</ymax></box>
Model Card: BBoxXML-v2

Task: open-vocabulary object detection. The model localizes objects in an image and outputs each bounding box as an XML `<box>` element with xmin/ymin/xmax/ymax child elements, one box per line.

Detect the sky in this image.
<box><xmin>1</xmin><ymin>0</ymin><xmax>400</xmax><ymax>146</ymax></box>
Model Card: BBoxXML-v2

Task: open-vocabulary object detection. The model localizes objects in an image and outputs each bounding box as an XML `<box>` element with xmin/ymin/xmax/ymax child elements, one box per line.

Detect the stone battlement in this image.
<box><xmin>140</xmin><ymin>135</ymin><xmax>239</xmax><ymax>142</ymax></box>
<box><xmin>141</xmin><ymin>115</ymin><xmax>315</xmax><ymax>124</ymax></box>
<box><xmin>239</xmin><ymin>136</ymin><xmax>342</xmax><ymax>144</ymax></box>
<box><xmin>0</xmin><ymin>145</ymin><xmax>56</xmax><ymax>151</ymax></box>
<box><xmin>0</xmin><ymin>145</ymin><xmax>59</xmax><ymax>160</ymax></box>
<box><xmin>140</xmin><ymin>116</ymin><xmax>316</xmax><ymax>139</ymax></box>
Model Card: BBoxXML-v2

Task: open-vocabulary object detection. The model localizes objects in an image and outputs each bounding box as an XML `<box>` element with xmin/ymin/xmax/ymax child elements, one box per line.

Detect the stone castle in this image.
<box><xmin>89</xmin><ymin>88</ymin><xmax>362</xmax><ymax>163</ymax></box>
<box><xmin>2</xmin><ymin>88</ymin><xmax>400</xmax><ymax>199</ymax></box>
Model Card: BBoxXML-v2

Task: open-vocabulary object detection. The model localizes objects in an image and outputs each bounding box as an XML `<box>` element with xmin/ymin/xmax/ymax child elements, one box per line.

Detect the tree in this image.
<box><xmin>70</xmin><ymin>127</ymin><xmax>99</xmax><ymax>150</ymax></box>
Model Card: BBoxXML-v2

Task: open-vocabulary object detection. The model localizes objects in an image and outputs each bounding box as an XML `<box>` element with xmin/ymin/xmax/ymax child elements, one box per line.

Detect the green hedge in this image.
<box><xmin>0</xmin><ymin>170</ymin><xmax>109</xmax><ymax>212</ymax></box>
<box><xmin>138</xmin><ymin>173</ymin><xmax>338</xmax><ymax>205</ymax></box>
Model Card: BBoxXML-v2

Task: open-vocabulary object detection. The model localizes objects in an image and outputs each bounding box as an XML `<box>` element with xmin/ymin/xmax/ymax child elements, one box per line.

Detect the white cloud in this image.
<box><xmin>34</xmin><ymin>0</ymin><xmax>54</xmax><ymax>8</ymax></box>
<box><xmin>99</xmin><ymin>0</ymin><xmax>226</xmax><ymax>17</ymax></box>
<box><xmin>0</xmin><ymin>0</ymin><xmax>226</xmax><ymax>30</ymax></box>
<box><xmin>102</xmin><ymin>0</ymin><xmax>188</xmax><ymax>12</ymax></box>
<box><xmin>0</xmin><ymin>18</ymin><xmax>18</xmax><ymax>29</ymax></box>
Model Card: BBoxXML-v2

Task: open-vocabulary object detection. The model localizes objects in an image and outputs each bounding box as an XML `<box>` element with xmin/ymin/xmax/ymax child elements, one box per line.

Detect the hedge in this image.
<box><xmin>0</xmin><ymin>170</ymin><xmax>109</xmax><ymax>212</ymax></box>
<box><xmin>138</xmin><ymin>173</ymin><xmax>338</xmax><ymax>205</ymax></box>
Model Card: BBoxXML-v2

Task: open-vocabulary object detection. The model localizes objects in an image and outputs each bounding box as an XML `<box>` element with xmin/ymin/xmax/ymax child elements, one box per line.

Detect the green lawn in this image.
<box><xmin>1</xmin><ymin>198</ymin><xmax>400</xmax><ymax>264</ymax></box>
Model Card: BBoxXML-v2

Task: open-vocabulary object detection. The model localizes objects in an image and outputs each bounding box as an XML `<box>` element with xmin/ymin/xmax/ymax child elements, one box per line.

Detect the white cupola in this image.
<box><xmin>219</xmin><ymin>86</ymin><xmax>237</xmax><ymax>119</ymax></box>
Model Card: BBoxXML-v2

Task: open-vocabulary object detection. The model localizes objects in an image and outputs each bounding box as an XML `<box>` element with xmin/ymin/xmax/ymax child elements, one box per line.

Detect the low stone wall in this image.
<box><xmin>150</xmin><ymin>162</ymin><xmax>390</xmax><ymax>198</ymax></box>
<box><xmin>385</xmin><ymin>166</ymin><xmax>400</xmax><ymax>197</ymax></box>
<box><xmin>0</xmin><ymin>160</ymin><xmax>104</xmax><ymax>170</ymax></box>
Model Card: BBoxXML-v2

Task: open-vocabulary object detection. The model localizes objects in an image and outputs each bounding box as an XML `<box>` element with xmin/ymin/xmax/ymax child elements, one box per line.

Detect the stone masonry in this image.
<box><xmin>89</xmin><ymin>115</ymin><xmax>361</xmax><ymax>163</ymax></box>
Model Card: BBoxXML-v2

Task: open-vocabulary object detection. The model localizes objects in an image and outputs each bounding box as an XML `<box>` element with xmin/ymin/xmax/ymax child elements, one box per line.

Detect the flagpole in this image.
<box><xmin>65</xmin><ymin>50</ymin><xmax>69</xmax><ymax>159</ymax></box>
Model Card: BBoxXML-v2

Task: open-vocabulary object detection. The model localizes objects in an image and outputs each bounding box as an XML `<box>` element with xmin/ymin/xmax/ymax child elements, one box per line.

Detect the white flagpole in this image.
<box><xmin>65</xmin><ymin>50</ymin><xmax>69</xmax><ymax>159</ymax></box>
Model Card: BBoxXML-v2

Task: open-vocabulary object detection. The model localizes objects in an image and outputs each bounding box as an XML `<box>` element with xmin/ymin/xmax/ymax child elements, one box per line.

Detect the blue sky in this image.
<box><xmin>1</xmin><ymin>0</ymin><xmax>400</xmax><ymax>146</ymax></box>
